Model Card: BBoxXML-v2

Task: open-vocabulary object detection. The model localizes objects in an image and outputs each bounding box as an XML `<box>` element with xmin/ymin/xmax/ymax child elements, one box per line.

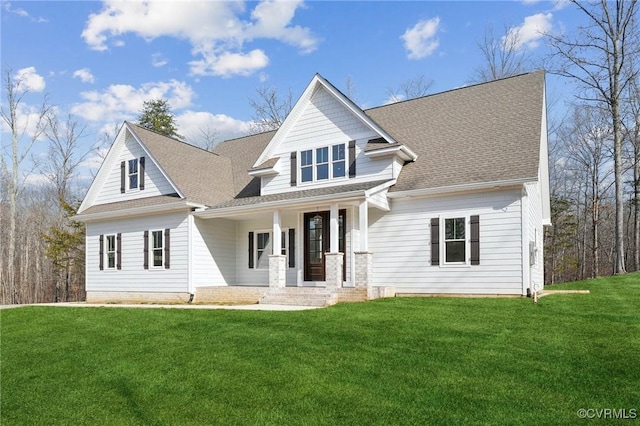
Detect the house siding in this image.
<box><xmin>369</xmin><ymin>189</ymin><xmax>524</xmax><ymax>294</ymax></box>
<box><xmin>526</xmin><ymin>182</ymin><xmax>544</xmax><ymax>291</ymax></box>
<box><xmin>93</xmin><ymin>132</ymin><xmax>175</xmax><ymax>206</ymax></box>
<box><xmin>86</xmin><ymin>211</ymin><xmax>189</xmax><ymax>294</ymax></box>
<box><xmin>260</xmin><ymin>87</ymin><xmax>395</xmax><ymax>195</ymax></box>
<box><xmin>191</xmin><ymin>218</ymin><xmax>237</xmax><ymax>287</ymax></box>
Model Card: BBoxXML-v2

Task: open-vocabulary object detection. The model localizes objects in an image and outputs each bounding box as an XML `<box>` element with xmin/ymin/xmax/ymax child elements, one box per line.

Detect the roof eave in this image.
<box><xmin>74</xmin><ymin>200</ymin><xmax>202</xmax><ymax>223</ymax></box>
<box><xmin>364</xmin><ymin>144</ymin><xmax>418</xmax><ymax>162</ymax></box>
<box><xmin>388</xmin><ymin>177</ymin><xmax>537</xmax><ymax>199</ymax></box>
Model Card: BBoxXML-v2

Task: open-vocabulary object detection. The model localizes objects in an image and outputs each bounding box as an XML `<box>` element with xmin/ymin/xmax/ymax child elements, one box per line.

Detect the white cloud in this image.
<box><xmin>73</xmin><ymin>68</ymin><xmax>95</xmax><ymax>84</ymax></box>
<box><xmin>176</xmin><ymin>110</ymin><xmax>252</xmax><ymax>144</ymax></box>
<box><xmin>81</xmin><ymin>0</ymin><xmax>318</xmax><ymax>77</ymax></box>
<box><xmin>151</xmin><ymin>52</ymin><xmax>168</xmax><ymax>68</ymax></box>
<box><xmin>401</xmin><ymin>17</ymin><xmax>441</xmax><ymax>60</ymax></box>
<box><xmin>4</xmin><ymin>2</ymin><xmax>48</xmax><ymax>22</ymax></box>
<box><xmin>505</xmin><ymin>13</ymin><xmax>553</xmax><ymax>50</ymax></box>
<box><xmin>383</xmin><ymin>94</ymin><xmax>405</xmax><ymax>105</ymax></box>
<box><xmin>14</xmin><ymin>67</ymin><xmax>46</xmax><ymax>92</ymax></box>
<box><xmin>70</xmin><ymin>79</ymin><xmax>195</xmax><ymax>123</ymax></box>
<box><xmin>189</xmin><ymin>49</ymin><xmax>269</xmax><ymax>78</ymax></box>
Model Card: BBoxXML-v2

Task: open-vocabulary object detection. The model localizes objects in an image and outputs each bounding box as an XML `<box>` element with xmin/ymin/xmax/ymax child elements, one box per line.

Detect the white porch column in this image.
<box><xmin>273</xmin><ymin>210</ymin><xmax>282</xmax><ymax>254</ymax></box>
<box><xmin>326</xmin><ymin>203</ymin><xmax>343</xmax><ymax>288</ymax></box>
<box><xmin>355</xmin><ymin>200</ymin><xmax>373</xmax><ymax>290</ymax></box>
<box><xmin>330</xmin><ymin>203</ymin><xmax>339</xmax><ymax>253</ymax></box>
<box><xmin>359</xmin><ymin>200</ymin><xmax>368</xmax><ymax>252</ymax></box>
<box><xmin>269</xmin><ymin>210</ymin><xmax>286</xmax><ymax>288</ymax></box>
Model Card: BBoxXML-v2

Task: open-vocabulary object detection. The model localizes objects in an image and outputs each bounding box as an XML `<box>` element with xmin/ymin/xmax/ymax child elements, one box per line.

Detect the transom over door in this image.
<box><xmin>303</xmin><ymin>210</ymin><xmax>346</xmax><ymax>282</ymax></box>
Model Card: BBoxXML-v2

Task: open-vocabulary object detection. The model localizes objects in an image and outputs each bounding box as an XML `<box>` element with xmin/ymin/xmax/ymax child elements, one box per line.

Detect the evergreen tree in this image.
<box><xmin>136</xmin><ymin>98</ymin><xmax>183</xmax><ymax>139</ymax></box>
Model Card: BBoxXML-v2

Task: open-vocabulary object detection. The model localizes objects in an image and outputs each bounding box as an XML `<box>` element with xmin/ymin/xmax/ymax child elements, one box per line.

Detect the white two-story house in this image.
<box><xmin>76</xmin><ymin>71</ymin><xmax>550</xmax><ymax>305</ymax></box>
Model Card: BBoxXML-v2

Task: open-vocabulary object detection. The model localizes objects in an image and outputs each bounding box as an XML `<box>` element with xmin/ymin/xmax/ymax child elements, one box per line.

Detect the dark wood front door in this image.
<box><xmin>303</xmin><ymin>210</ymin><xmax>346</xmax><ymax>282</ymax></box>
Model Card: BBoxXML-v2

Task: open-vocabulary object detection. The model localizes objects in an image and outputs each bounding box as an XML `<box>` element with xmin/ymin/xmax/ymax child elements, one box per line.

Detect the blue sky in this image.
<box><xmin>1</xmin><ymin>0</ymin><xmax>586</xmax><ymax>189</ymax></box>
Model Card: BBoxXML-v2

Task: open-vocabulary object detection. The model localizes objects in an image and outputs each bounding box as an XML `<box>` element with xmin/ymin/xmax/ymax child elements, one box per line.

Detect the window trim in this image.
<box><xmin>128</xmin><ymin>158</ymin><xmax>139</xmax><ymax>191</ymax></box>
<box><xmin>298</xmin><ymin>143</ymin><xmax>348</xmax><ymax>184</ymax></box>
<box><xmin>252</xmin><ymin>228</ymin><xmax>292</xmax><ymax>270</ymax></box>
<box><xmin>149</xmin><ymin>229</ymin><xmax>164</xmax><ymax>269</ymax></box>
<box><xmin>440</xmin><ymin>215</ymin><xmax>471</xmax><ymax>267</ymax></box>
<box><xmin>104</xmin><ymin>234</ymin><xmax>117</xmax><ymax>270</ymax></box>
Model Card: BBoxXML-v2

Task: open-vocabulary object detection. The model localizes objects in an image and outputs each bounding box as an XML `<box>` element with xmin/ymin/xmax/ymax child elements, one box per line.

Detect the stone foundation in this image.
<box><xmin>86</xmin><ymin>291</ymin><xmax>191</xmax><ymax>304</ymax></box>
<box><xmin>325</xmin><ymin>252</ymin><xmax>344</xmax><ymax>288</ymax></box>
<box><xmin>354</xmin><ymin>251</ymin><xmax>373</xmax><ymax>288</ymax></box>
<box><xmin>268</xmin><ymin>254</ymin><xmax>287</xmax><ymax>288</ymax></box>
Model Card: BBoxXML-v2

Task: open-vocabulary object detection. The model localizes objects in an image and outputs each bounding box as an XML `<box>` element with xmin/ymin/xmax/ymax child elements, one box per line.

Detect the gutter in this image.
<box><xmin>74</xmin><ymin>200</ymin><xmax>203</xmax><ymax>222</ymax></box>
<box><xmin>387</xmin><ymin>178</ymin><xmax>536</xmax><ymax>199</ymax></box>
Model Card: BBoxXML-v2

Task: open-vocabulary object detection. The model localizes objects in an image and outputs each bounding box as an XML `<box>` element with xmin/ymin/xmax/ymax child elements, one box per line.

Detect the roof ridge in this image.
<box><xmin>126</xmin><ymin>121</ymin><xmax>221</xmax><ymax>156</ymax></box>
<box><xmin>363</xmin><ymin>70</ymin><xmax>544</xmax><ymax>113</ymax></box>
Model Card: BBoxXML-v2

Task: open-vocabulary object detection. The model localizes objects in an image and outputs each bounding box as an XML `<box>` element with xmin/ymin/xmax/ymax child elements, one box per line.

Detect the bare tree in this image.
<box><xmin>249</xmin><ymin>86</ymin><xmax>294</xmax><ymax>133</ymax></box>
<box><xmin>472</xmin><ymin>23</ymin><xmax>531</xmax><ymax>83</ymax></box>
<box><xmin>386</xmin><ymin>75</ymin><xmax>434</xmax><ymax>103</ymax></box>
<box><xmin>0</xmin><ymin>68</ymin><xmax>51</xmax><ymax>303</ymax></box>
<box><xmin>39</xmin><ymin>113</ymin><xmax>89</xmax><ymax>202</ymax></box>
<box><xmin>547</xmin><ymin>0</ymin><xmax>639</xmax><ymax>274</ymax></box>
<box><xmin>195</xmin><ymin>125</ymin><xmax>218</xmax><ymax>151</ymax></box>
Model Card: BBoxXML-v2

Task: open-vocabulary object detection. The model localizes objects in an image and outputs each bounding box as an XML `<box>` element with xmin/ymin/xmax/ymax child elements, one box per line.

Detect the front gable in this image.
<box><xmin>78</xmin><ymin>123</ymin><xmax>181</xmax><ymax>214</ymax></box>
<box><xmin>252</xmin><ymin>74</ymin><xmax>414</xmax><ymax>196</ymax></box>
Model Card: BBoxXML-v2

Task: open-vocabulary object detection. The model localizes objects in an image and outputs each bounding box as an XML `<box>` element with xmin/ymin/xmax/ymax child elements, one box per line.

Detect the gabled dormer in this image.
<box><xmin>250</xmin><ymin>74</ymin><xmax>417</xmax><ymax>197</ymax></box>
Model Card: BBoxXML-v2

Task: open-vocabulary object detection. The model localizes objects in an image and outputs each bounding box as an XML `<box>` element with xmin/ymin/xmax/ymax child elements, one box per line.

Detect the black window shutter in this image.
<box><xmin>116</xmin><ymin>233</ymin><xmax>122</xmax><ymax>270</ymax></box>
<box><xmin>139</xmin><ymin>156</ymin><xmax>145</xmax><ymax>190</ymax></box>
<box><xmin>248</xmin><ymin>232</ymin><xmax>254</xmax><ymax>268</ymax></box>
<box><xmin>470</xmin><ymin>215</ymin><xmax>480</xmax><ymax>265</ymax></box>
<box><xmin>288</xmin><ymin>228</ymin><xmax>295</xmax><ymax>268</ymax></box>
<box><xmin>290</xmin><ymin>152</ymin><xmax>297</xmax><ymax>186</ymax></box>
<box><xmin>164</xmin><ymin>228</ymin><xmax>170</xmax><ymax>269</ymax></box>
<box><xmin>99</xmin><ymin>234</ymin><xmax>104</xmax><ymax>270</ymax></box>
<box><xmin>120</xmin><ymin>161</ymin><xmax>126</xmax><ymax>193</ymax></box>
<box><xmin>348</xmin><ymin>140</ymin><xmax>356</xmax><ymax>178</ymax></box>
<box><xmin>143</xmin><ymin>230</ymin><xmax>149</xmax><ymax>269</ymax></box>
<box><xmin>430</xmin><ymin>218</ymin><xmax>439</xmax><ymax>266</ymax></box>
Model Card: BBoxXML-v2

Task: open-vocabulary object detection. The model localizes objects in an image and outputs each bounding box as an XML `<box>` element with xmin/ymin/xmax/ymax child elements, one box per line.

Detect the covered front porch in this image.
<box><xmin>190</xmin><ymin>180</ymin><xmax>394</xmax><ymax>301</ymax></box>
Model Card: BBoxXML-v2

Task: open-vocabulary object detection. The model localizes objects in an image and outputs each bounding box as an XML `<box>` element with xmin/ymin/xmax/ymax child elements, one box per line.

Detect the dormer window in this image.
<box><xmin>300</xmin><ymin>143</ymin><xmax>346</xmax><ymax>183</ymax></box>
<box><xmin>128</xmin><ymin>159</ymin><xmax>138</xmax><ymax>189</ymax></box>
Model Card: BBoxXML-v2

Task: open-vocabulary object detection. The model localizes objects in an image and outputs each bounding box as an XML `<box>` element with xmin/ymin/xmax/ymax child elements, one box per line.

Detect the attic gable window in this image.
<box><xmin>128</xmin><ymin>159</ymin><xmax>138</xmax><ymax>189</ymax></box>
<box><xmin>299</xmin><ymin>143</ymin><xmax>347</xmax><ymax>183</ymax></box>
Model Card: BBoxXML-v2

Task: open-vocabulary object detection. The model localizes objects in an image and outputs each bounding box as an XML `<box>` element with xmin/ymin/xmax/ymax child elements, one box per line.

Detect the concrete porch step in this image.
<box><xmin>260</xmin><ymin>287</ymin><xmax>337</xmax><ymax>307</ymax></box>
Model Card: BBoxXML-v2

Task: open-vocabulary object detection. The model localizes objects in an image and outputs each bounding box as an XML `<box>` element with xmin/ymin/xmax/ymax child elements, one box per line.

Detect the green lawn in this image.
<box><xmin>2</xmin><ymin>274</ymin><xmax>639</xmax><ymax>425</ymax></box>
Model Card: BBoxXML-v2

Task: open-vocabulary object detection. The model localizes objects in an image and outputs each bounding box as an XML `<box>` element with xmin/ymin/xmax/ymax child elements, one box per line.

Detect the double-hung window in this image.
<box><xmin>151</xmin><ymin>230</ymin><xmax>164</xmax><ymax>268</ymax></box>
<box><xmin>256</xmin><ymin>232</ymin><xmax>271</xmax><ymax>269</ymax></box>
<box><xmin>300</xmin><ymin>143</ymin><xmax>346</xmax><ymax>183</ymax></box>
<box><xmin>105</xmin><ymin>234</ymin><xmax>116</xmax><ymax>269</ymax></box>
<box><xmin>128</xmin><ymin>159</ymin><xmax>138</xmax><ymax>190</ymax></box>
<box><xmin>444</xmin><ymin>217</ymin><xmax>466</xmax><ymax>264</ymax></box>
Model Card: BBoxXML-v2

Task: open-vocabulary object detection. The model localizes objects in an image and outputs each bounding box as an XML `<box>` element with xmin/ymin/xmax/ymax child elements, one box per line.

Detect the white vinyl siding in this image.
<box><xmin>368</xmin><ymin>189</ymin><xmax>524</xmax><ymax>295</ymax></box>
<box><xmin>260</xmin><ymin>86</ymin><xmax>396</xmax><ymax>195</ymax></box>
<box><xmin>92</xmin><ymin>132</ymin><xmax>175</xmax><ymax>205</ymax></box>
<box><xmin>86</xmin><ymin>211</ymin><xmax>189</xmax><ymax>293</ymax></box>
<box><xmin>191</xmin><ymin>218</ymin><xmax>237</xmax><ymax>287</ymax></box>
<box><xmin>526</xmin><ymin>182</ymin><xmax>544</xmax><ymax>290</ymax></box>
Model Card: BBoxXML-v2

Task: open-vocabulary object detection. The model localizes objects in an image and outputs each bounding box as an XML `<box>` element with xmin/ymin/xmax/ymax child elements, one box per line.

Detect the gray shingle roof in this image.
<box><xmin>82</xmin><ymin>72</ymin><xmax>544</xmax><ymax>217</ymax></box>
<box><xmin>209</xmin><ymin>180</ymin><xmax>390</xmax><ymax>209</ymax></box>
<box><xmin>365</xmin><ymin>71</ymin><xmax>545</xmax><ymax>192</ymax></box>
<box><xmin>129</xmin><ymin>123</ymin><xmax>235</xmax><ymax>206</ymax></box>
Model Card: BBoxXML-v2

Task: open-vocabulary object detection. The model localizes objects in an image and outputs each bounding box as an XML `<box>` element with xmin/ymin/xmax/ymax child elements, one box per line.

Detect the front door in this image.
<box><xmin>303</xmin><ymin>210</ymin><xmax>346</xmax><ymax>282</ymax></box>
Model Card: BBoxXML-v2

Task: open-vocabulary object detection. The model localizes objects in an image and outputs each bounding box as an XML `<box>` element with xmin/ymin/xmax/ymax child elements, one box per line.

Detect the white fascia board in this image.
<box><xmin>74</xmin><ymin>200</ymin><xmax>200</xmax><ymax>223</ymax></box>
<box><xmin>193</xmin><ymin>190</ymin><xmax>369</xmax><ymax>219</ymax></box>
<box><xmin>125</xmin><ymin>122</ymin><xmax>185</xmax><ymax>199</ymax></box>
<box><xmin>365</xmin><ymin>144</ymin><xmax>418</xmax><ymax>162</ymax></box>
<box><xmin>387</xmin><ymin>178</ymin><xmax>536</xmax><ymax>199</ymax></box>
<box><xmin>247</xmin><ymin>167</ymin><xmax>279</xmax><ymax>178</ymax></box>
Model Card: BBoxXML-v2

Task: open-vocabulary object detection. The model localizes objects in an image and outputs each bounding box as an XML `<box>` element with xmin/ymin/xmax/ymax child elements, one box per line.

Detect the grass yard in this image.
<box><xmin>1</xmin><ymin>274</ymin><xmax>639</xmax><ymax>425</ymax></box>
